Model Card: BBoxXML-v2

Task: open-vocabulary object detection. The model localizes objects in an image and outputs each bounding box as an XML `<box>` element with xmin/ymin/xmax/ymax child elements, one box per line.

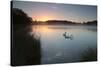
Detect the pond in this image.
<box><xmin>30</xmin><ymin>25</ymin><xmax>97</xmax><ymax>64</ymax></box>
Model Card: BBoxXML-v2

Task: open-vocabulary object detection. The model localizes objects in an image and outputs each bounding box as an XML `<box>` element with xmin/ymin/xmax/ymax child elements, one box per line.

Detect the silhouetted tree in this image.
<box><xmin>11</xmin><ymin>8</ymin><xmax>41</xmax><ymax>66</ymax></box>
<box><xmin>83</xmin><ymin>20</ymin><xmax>97</xmax><ymax>25</ymax></box>
<box><xmin>12</xmin><ymin>8</ymin><xmax>33</xmax><ymax>25</ymax></box>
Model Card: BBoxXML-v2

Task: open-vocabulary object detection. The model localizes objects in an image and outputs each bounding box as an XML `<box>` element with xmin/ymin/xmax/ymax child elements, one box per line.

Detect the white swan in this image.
<box><xmin>63</xmin><ymin>32</ymin><xmax>73</xmax><ymax>39</ymax></box>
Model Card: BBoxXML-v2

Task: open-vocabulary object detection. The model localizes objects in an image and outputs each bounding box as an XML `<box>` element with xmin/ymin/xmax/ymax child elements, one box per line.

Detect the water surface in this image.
<box><xmin>30</xmin><ymin>25</ymin><xmax>97</xmax><ymax>64</ymax></box>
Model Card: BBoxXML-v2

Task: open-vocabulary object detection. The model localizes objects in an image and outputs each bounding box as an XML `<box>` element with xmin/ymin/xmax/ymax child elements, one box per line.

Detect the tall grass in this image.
<box><xmin>11</xmin><ymin>8</ymin><xmax>41</xmax><ymax>66</ymax></box>
<box><xmin>80</xmin><ymin>47</ymin><xmax>97</xmax><ymax>62</ymax></box>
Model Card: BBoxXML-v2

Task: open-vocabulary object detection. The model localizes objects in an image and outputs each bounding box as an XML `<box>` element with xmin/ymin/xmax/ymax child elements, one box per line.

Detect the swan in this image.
<box><xmin>63</xmin><ymin>32</ymin><xmax>67</xmax><ymax>36</ymax></box>
<box><xmin>63</xmin><ymin>32</ymin><xmax>73</xmax><ymax>39</ymax></box>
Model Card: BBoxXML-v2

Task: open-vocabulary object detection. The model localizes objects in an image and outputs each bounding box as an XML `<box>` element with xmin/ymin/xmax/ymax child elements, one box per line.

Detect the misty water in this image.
<box><xmin>30</xmin><ymin>25</ymin><xmax>97</xmax><ymax>64</ymax></box>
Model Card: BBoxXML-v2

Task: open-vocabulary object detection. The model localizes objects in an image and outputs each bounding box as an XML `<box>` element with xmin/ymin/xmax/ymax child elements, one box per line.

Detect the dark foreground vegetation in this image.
<box><xmin>11</xmin><ymin>8</ymin><xmax>41</xmax><ymax>66</ymax></box>
<box><xmin>80</xmin><ymin>47</ymin><xmax>97</xmax><ymax>62</ymax></box>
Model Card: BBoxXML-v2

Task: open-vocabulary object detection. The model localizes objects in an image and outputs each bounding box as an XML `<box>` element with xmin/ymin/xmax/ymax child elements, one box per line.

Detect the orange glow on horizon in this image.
<box><xmin>32</xmin><ymin>10</ymin><xmax>55</xmax><ymax>22</ymax></box>
<box><xmin>32</xmin><ymin>16</ymin><xmax>53</xmax><ymax>22</ymax></box>
<box><xmin>38</xmin><ymin>17</ymin><xmax>51</xmax><ymax>22</ymax></box>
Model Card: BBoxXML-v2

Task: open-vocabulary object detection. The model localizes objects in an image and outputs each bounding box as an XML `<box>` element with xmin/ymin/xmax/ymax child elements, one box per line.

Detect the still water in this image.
<box><xmin>30</xmin><ymin>25</ymin><xmax>97</xmax><ymax>64</ymax></box>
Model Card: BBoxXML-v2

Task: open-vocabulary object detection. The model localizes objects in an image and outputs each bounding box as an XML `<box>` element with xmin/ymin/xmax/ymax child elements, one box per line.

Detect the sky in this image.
<box><xmin>12</xmin><ymin>1</ymin><xmax>97</xmax><ymax>23</ymax></box>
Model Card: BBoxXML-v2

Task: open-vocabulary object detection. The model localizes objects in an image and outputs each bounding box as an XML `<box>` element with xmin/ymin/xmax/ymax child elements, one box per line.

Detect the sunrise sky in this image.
<box><xmin>13</xmin><ymin>1</ymin><xmax>97</xmax><ymax>23</ymax></box>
